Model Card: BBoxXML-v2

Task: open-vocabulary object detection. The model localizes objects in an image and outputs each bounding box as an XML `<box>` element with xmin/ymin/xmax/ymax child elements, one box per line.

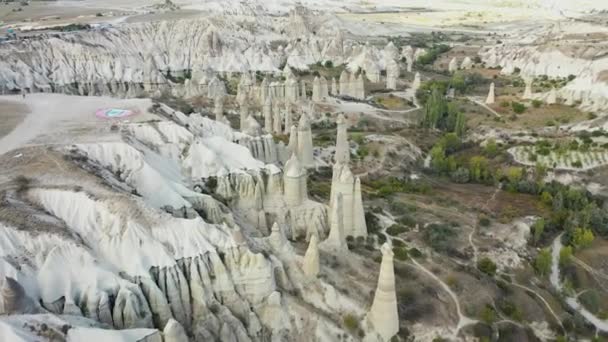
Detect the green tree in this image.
<box><xmin>450</xmin><ymin>72</ymin><xmax>466</xmax><ymax>93</ymax></box>
<box><xmin>454</xmin><ymin>112</ymin><xmax>466</xmax><ymax>137</ymax></box>
<box><xmin>534</xmin><ymin>248</ymin><xmax>552</xmax><ymax>276</ymax></box>
<box><xmin>422</xmin><ymin>88</ymin><xmax>446</xmax><ymax>129</ymax></box>
<box><xmin>484</xmin><ymin>139</ymin><xmax>498</xmax><ymax>157</ymax></box>
<box><xmin>572</xmin><ymin>227</ymin><xmax>594</xmax><ymax>249</ymax></box>
<box><xmin>532</xmin><ymin>218</ymin><xmax>545</xmax><ymax>244</ymax></box>
<box><xmin>559</xmin><ymin>245</ymin><xmax>573</xmax><ymax>266</ymax></box>
<box><xmin>469</xmin><ymin>156</ymin><xmax>490</xmax><ymax>182</ymax></box>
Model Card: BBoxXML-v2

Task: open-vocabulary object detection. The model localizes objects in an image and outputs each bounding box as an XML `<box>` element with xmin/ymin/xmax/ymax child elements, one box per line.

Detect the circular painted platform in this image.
<box><xmin>95</xmin><ymin>108</ymin><xmax>138</xmax><ymax>119</ymax></box>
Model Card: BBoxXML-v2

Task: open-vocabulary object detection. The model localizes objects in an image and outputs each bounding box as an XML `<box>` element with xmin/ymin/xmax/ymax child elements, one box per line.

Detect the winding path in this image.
<box><xmin>550</xmin><ymin>235</ymin><xmax>608</xmax><ymax>333</ymax></box>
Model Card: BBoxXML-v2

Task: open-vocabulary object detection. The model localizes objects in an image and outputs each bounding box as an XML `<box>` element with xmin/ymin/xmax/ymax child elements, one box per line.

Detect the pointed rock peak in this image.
<box><xmin>290</xmin><ymin>125</ymin><xmax>298</xmax><ymax>134</ymax></box>
<box><xmin>298</xmin><ymin>113</ymin><xmax>310</xmax><ymax>130</ymax></box>
<box><xmin>336</xmin><ymin>114</ymin><xmax>346</xmax><ymax>125</ymax></box>
<box><xmin>380</xmin><ymin>242</ymin><xmax>393</xmax><ymax>257</ymax></box>
<box><xmin>2</xmin><ymin>277</ymin><xmax>25</xmax><ymax>313</ymax></box>
<box><xmin>163</xmin><ymin>319</ymin><xmax>188</xmax><ymax>342</ymax></box>
<box><xmin>338</xmin><ymin>163</ymin><xmax>354</xmax><ymax>183</ymax></box>
<box><xmin>264</xmin><ymin>95</ymin><xmax>272</xmax><ymax>105</ymax></box>
<box><xmin>285</xmin><ymin>153</ymin><xmax>305</xmax><ymax>178</ymax></box>
<box><xmin>303</xmin><ymin>234</ymin><xmax>320</xmax><ymax>278</ymax></box>
<box><xmin>271</xmin><ymin>222</ymin><xmax>281</xmax><ymax>233</ymax></box>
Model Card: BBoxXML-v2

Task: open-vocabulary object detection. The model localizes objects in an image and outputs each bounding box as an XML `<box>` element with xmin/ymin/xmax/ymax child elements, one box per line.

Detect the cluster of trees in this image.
<box><xmin>415</xmin><ymin>44</ymin><xmax>451</xmax><ymax>66</ymax></box>
<box><xmin>421</xmin><ymin>88</ymin><xmax>466</xmax><ymax>137</ymax></box>
<box><xmin>428</xmin><ymin>133</ymin><xmax>607</xmax><ymax>253</ymax></box>
<box><xmin>417</xmin><ymin>72</ymin><xmax>485</xmax><ymax>104</ymax></box>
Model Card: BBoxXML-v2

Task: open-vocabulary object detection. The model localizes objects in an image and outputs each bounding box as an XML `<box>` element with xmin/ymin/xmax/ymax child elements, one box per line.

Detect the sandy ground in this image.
<box><xmin>0</xmin><ymin>94</ymin><xmax>157</xmax><ymax>156</ymax></box>
<box><xmin>0</xmin><ymin>99</ymin><xmax>28</xmax><ymax>140</ymax></box>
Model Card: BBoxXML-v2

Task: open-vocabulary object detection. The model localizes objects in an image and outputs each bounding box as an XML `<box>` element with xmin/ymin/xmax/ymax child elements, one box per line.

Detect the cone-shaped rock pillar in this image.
<box><xmin>273</xmin><ymin>101</ymin><xmax>282</xmax><ymax>134</ymax></box>
<box><xmin>284</xmin><ymin>102</ymin><xmax>292</xmax><ymax>134</ymax></box>
<box><xmin>263</xmin><ymin>96</ymin><xmax>273</xmax><ymax>132</ymax></box>
<box><xmin>412</xmin><ymin>72</ymin><xmax>421</xmax><ymax>91</ymax></box>
<box><xmin>214</xmin><ymin>96</ymin><xmax>224</xmax><ymax>122</ymax></box>
<box><xmin>288</xmin><ymin>125</ymin><xmax>298</xmax><ymax>155</ymax></box>
<box><xmin>312</xmin><ymin>76</ymin><xmax>321</xmax><ymax>102</ymax></box>
<box><xmin>296</xmin><ymin>114</ymin><xmax>314</xmax><ymax>168</ymax></box>
<box><xmin>302</xmin><ymin>234</ymin><xmax>319</xmax><ymax>278</ymax></box>
<box><xmin>485</xmin><ymin>82</ymin><xmax>495</xmax><ymax>105</ymax></box>
<box><xmin>283</xmin><ymin>154</ymin><xmax>308</xmax><ymax>207</ymax></box>
<box><xmin>448</xmin><ymin>57</ymin><xmax>458</xmax><ymax>73</ymax></box>
<box><xmin>335</xmin><ymin>114</ymin><xmax>350</xmax><ymax>164</ymax></box>
<box><xmin>323</xmin><ymin>193</ymin><xmax>347</xmax><ymax>250</ymax></box>
<box><xmin>523</xmin><ymin>78</ymin><xmax>533</xmax><ymax>100</ymax></box>
<box><xmin>331</xmin><ymin>77</ymin><xmax>337</xmax><ymax>96</ymax></box>
<box><xmin>367</xmin><ymin>243</ymin><xmax>399</xmax><ymax>341</ymax></box>
<box><xmin>329</xmin><ymin>163</ymin><xmax>367</xmax><ymax>238</ymax></box>
<box><xmin>547</xmin><ymin>87</ymin><xmax>557</xmax><ymax>105</ymax></box>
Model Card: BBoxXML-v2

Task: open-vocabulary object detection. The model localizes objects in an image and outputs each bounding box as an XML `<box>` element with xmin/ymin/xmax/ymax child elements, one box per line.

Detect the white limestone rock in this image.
<box><xmin>302</xmin><ymin>234</ymin><xmax>320</xmax><ymax>278</ymax></box>
<box><xmin>296</xmin><ymin>114</ymin><xmax>314</xmax><ymax>168</ymax></box>
<box><xmin>263</xmin><ymin>96</ymin><xmax>273</xmax><ymax>133</ymax></box>
<box><xmin>523</xmin><ymin>78</ymin><xmax>533</xmax><ymax>100</ymax></box>
<box><xmin>283</xmin><ymin>154</ymin><xmax>308</xmax><ymax>207</ymax></box>
<box><xmin>163</xmin><ymin>319</ymin><xmax>188</xmax><ymax>342</ymax></box>
<box><xmin>386</xmin><ymin>59</ymin><xmax>399</xmax><ymax>90</ymax></box>
<box><xmin>329</xmin><ymin>163</ymin><xmax>367</xmax><ymax>238</ymax></box>
<box><xmin>366</xmin><ymin>243</ymin><xmax>399</xmax><ymax>341</ymax></box>
<box><xmin>485</xmin><ymin>82</ymin><xmax>496</xmax><ymax>105</ymax></box>
<box><xmin>448</xmin><ymin>57</ymin><xmax>459</xmax><ymax>73</ymax></box>
<box><xmin>334</xmin><ymin>114</ymin><xmax>350</xmax><ymax>164</ymax></box>
<box><xmin>460</xmin><ymin>56</ymin><xmax>473</xmax><ymax>70</ymax></box>
<box><xmin>321</xmin><ymin>193</ymin><xmax>347</xmax><ymax>251</ymax></box>
<box><xmin>547</xmin><ymin>87</ymin><xmax>557</xmax><ymax>105</ymax></box>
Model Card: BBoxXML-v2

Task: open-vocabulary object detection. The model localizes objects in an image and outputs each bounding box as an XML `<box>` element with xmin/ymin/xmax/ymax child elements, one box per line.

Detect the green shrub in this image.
<box><xmin>511</xmin><ymin>102</ymin><xmax>526</xmax><ymax>114</ymax></box>
<box><xmin>387</xmin><ymin>225</ymin><xmax>408</xmax><ymax>236</ymax></box>
<box><xmin>393</xmin><ymin>247</ymin><xmax>409</xmax><ymax>261</ymax></box>
<box><xmin>477</xmin><ymin>257</ymin><xmax>497</xmax><ymax>276</ymax></box>
<box><xmin>532</xmin><ymin>99</ymin><xmax>543</xmax><ymax>108</ymax></box>
<box><xmin>343</xmin><ymin>314</ymin><xmax>359</xmax><ymax>333</ymax></box>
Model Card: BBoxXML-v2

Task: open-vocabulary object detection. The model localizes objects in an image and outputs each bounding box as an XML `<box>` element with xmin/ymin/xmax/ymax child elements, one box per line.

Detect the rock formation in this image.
<box><xmin>335</xmin><ymin>114</ymin><xmax>350</xmax><ymax>164</ymax></box>
<box><xmin>412</xmin><ymin>72</ymin><xmax>421</xmax><ymax>91</ymax></box>
<box><xmin>485</xmin><ymin>82</ymin><xmax>495</xmax><ymax>105</ymax></box>
<box><xmin>163</xmin><ymin>319</ymin><xmax>188</xmax><ymax>342</ymax></box>
<box><xmin>214</xmin><ymin>96</ymin><xmax>225</xmax><ymax>122</ymax></box>
<box><xmin>288</xmin><ymin>125</ymin><xmax>298</xmax><ymax>155</ymax></box>
<box><xmin>284</xmin><ymin>102</ymin><xmax>292</xmax><ymax>134</ymax></box>
<box><xmin>284</xmin><ymin>154</ymin><xmax>308</xmax><ymax>207</ymax></box>
<box><xmin>312</xmin><ymin>76</ymin><xmax>321</xmax><ymax>102</ymax></box>
<box><xmin>386</xmin><ymin>59</ymin><xmax>399</xmax><ymax>90</ymax></box>
<box><xmin>264</xmin><ymin>96</ymin><xmax>273</xmax><ymax>132</ymax></box>
<box><xmin>1</xmin><ymin>277</ymin><xmax>37</xmax><ymax>315</ymax></box>
<box><xmin>322</xmin><ymin>193</ymin><xmax>347</xmax><ymax>251</ymax></box>
<box><xmin>547</xmin><ymin>87</ymin><xmax>557</xmax><ymax>104</ymax></box>
<box><xmin>367</xmin><ymin>243</ymin><xmax>399</xmax><ymax>341</ymax></box>
<box><xmin>523</xmin><ymin>78</ymin><xmax>533</xmax><ymax>99</ymax></box>
<box><xmin>339</xmin><ymin>70</ymin><xmax>349</xmax><ymax>96</ymax></box>
<box><xmin>448</xmin><ymin>57</ymin><xmax>459</xmax><ymax>73</ymax></box>
<box><xmin>331</xmin><ymin>77</ymin><xmax>337</xmax><ymax>96</ymax></box>
<box><xmin>461</xmin><ymin>56</ymin><xmax>473</xmax><ymax>70</ymax></box>
<box><xmin>300</xmin><ymin>80</ymin><xmax>307</xmax><ymax>100</ymax></box>
<box><xmin>320</xmin><ymin>76</ymin><xmax>329</xmax><ymax>100</ymax></box>
<box><xmin>239</xmin><ymin>101</ymin><xmax>249</xmax><ymax>131</ymax></box>
<box><xmin>296</xmin><ymin>114</ymin><xmax>314</xmax><ymax>168</ymax></box>
<box><xmin>260</xmin><ymin>77</ymin><xmax>270</xmax><ymax>103</ymax></box>
<box><xmin>302</xmin><ymin>234</ymin><xmax>320</xmax><ymax>278</ymax></box>
<box><xmin>273</xmin><ymin>101</ymin><xmax>282</xmax><ymax>134</ymax></box>
<box><xmin>285</xmin><ymin>77</ymin><xmax>299</xmax><ymax>102</ymax></box>
<box><xmin>329</xmin><ymin>163</ymin><xmax>367</xmax><ymax>238</ymax></box>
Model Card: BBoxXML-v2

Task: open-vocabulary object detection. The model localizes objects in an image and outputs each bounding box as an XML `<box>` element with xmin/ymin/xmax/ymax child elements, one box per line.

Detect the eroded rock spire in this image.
<box><xmin>367</xmin><ymin>243</ymin><xmax>399</xmax><ymax>341</ymax></box>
